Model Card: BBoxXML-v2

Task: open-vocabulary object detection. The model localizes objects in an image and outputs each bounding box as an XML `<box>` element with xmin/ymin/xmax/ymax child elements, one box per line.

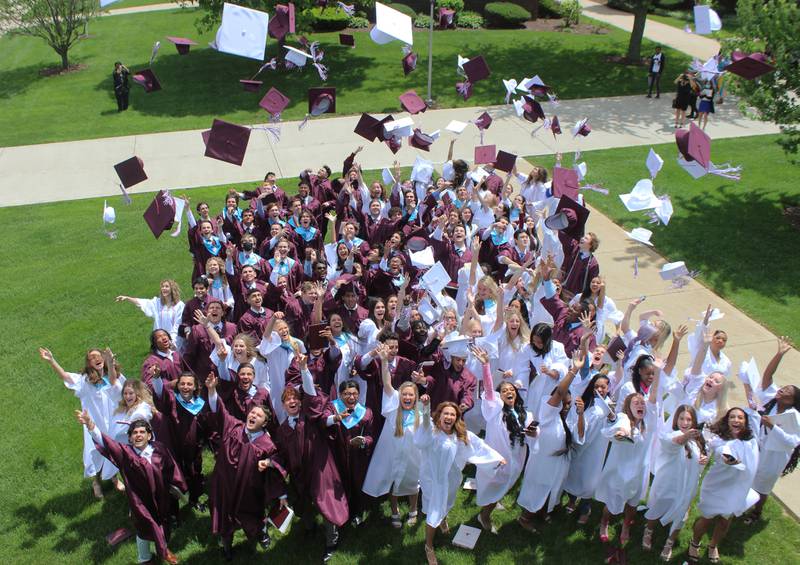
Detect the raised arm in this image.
<box><xmin>114</xmin><ymin>295</ymin><xmax>142</xmax><ymax>306</ymax></box>
<box><xmin>491</xmin><ymin>286</ymin><xmax>505</xmax><ymax>333</ymax></box>
<box><xmin>471</xmin><ymin>346</ymin><xmax>493</xmax><ymax>401</ymax></box>
<box><xmin>620</xmin><ymin>297</ymin><xmax>643</xmax><ymax>335</ymax></box>
<box><xmin>194</xmin><ymin>310</ymin><xmax>226</xmax><ymax>352</ymax></box>
<box><xmin>378</xmin><ymin>345</ymin><xmax>394</xmax><ymax>396</ymax></box>
<box><xmin>690</xmin><ymin>326</ymin><xmax>712</xmax><ymax>376</ymax></box>
<box><xmin>468</xmin><ymin>235</ymin><xmax>481</xmax><ymax>288</ymax></box>
<box><xmin>663</xmin><ymin>324</ymin><xmax>688</xmax><ymax>376</ymax></box>
<box><xmin>762</xmin><ymin>336</ymin><xmax>792</xmax><ymax>391</ymax></box>
<box><xmin>446</xmin><ymin>139</ymin><xmax>455</xmax><ymax>162</ymax></box>
<box><xmin>38</xmin><ymin>348</ymin><xmax>75</xmax><ymax>385</ymax></box>
<box><xmin>102</xmin><ymin>348</ymin><xmax>119</xmax><ymax>386</ymax></box>
<box><xmin>548</xmin><ymin>353</ymin><xmax>584</xmax><ymax>407</ymax></box>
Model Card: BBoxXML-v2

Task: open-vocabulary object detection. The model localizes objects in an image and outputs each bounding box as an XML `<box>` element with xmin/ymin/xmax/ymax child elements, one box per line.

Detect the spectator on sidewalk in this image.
<box><xmin>646</xmin><ymin>46</ymin><xmax>666</xmax><ymax>99</ymax></box>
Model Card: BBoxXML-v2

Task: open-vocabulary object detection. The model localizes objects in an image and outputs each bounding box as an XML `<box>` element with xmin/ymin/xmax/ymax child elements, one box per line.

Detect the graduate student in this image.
<box><xmin>116</xmin><ymin>279</ymin><xmax>185</xmax><ymax>342</ymax></box>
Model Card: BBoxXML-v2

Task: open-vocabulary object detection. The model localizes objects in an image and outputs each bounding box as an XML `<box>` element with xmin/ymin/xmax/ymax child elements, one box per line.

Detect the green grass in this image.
<box><xmin>0</xmin><ymin>9</ymin><xmax>690</xmax><ymax>147</ymax></box>
<box><xmin>647</xmin><ymin>11</ymin><xmax>741</xmax><ymax>40</ymax></box>
<box><xmin>103</xmin><ymin>0</ymin><xmax>178</xmax><ymax>9</ymax></box>
<box><xmin>527</xmin><ymin>133</ymin><xmax>800</xmax><ymax>343</ymax></box>
<box><xmin>1</xmin><ymin>155</ymin><xmax>799</xmax><ymax>563</ymax></box>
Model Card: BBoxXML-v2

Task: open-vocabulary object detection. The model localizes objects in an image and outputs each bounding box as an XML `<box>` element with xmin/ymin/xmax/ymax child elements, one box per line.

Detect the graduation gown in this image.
<box><xmin>423</xmin><ymin>360</ymin><xmax>477</xmax><ymax>414</ymax></box>
<box><xmin>183</xmin><ymin>322</ymin><xmax>237</xmax><ymax>381</ymax></box>
<box><xmin>93</xmin><ymin>431</ymin><xmax>186</xmax><ymax>558</ymax></box>
<box><xmin>237</xmin><ymin>308</ymin><xmax>273</xmax><ymax>341</ymax></box>
<box><xmin>141</xmin><ymin>350</ymin><xmax>185</xmax><ymax>388</ymax></box>
<box><xmin>328</xmin><ymin>402</ymin><xmax>376</xmax><ymax>516</ymax></box>
<box><xmin>207</xmin><ymin>400</ymin><xmax>286</xmax><ymax>540</ymax></box>
<box><xmin>275</xmin><ymin>392</ymin><xmax>349</xmax><ymax>527</ymax></box>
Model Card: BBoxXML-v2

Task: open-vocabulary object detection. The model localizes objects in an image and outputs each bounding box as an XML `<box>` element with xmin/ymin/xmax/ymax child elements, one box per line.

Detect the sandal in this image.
<box><xmin>642</xmin><ymin>526</ymin><xmax>653</xmax><ymax>550</ymax></box>
<box><xmin>707</xmin><ymin>545</ymin><xmax>720</xmax><ymax>563</ymax></box>
<box><xmin>660</xmin><ymin>539</ymin><xmax>674</xmax><ymax>562</ymax></box>
<box><xmin>599</xmin><ymin>521</ymin><xmax>609</xmax><ymax>543</ymax></box>
<box><xmin>406</xmin><ymin>511</ymin><xmax>418</xmax><ymax>527</ymax></box>
<box><xmin>91</xmin><ymin>479</ymin><xmax>104</xmax><ymax>499</ymax></box>
<box><xmin>477</xmin><ymin>512</ymin><xmax>498</xmax><ymax>534</ymax></box>
<box><xmin>620</xmin><ymin>518</ymin><xmax>634</xmax><ymax>545</ymax></box>
<box><xmin>424</xmin><ymin>544</ymin><xmax>438</xmax><ymax>565</ymax></box>
<box><xmin>577</xmin><ymin>508</ymin><xmax>592</xmax><ymax>525</ymax></box>
<box><xmin>112</xmin><ymin>476</ymin><xmax>126</xmax><ymax>493</ymax></box>
<box><xmin>439</xmin><ymin>518</ymin><xmax>449</xmax><ymax>534</ymax></box>
<box><xmin>390</xmin><ymin>513</ymin><xmax>402</xmax><ymax>528</ymax></box>
<box><xmin>517</xmin><ymin>515</ymin><xmax>538</xmax><ymax>533</ymax></box>
<box><xmin>742</xmin><ymin>511</ymin><xmax>761</xmax><ymax>525</ymax></box>
<box><xmin>687</xmin><ymin>540</ymin><xmax>701</xmax><ymax>563</ymax></box>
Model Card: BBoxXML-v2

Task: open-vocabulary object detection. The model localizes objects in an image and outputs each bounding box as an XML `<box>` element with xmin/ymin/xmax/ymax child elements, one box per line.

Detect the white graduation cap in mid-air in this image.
<box><xmin>211</xmin><ymin>3</ymin><xmax>270</xmax><ymax>61</ymax></box>
<box><xmin>693</xmin><ymin>5</ymin><xmax>722</xmax><ymax>35</ymax></box>
<box><xmin>646</xmin><ymin>148</ymin><xmax>664</xmax><ymax>178</ymax></box>
<box><xmin>410</xmin><ymin>156</ymin><xmax>434</xmax><ymax>184</ymax></box>
<box><xmin>625</xmin><ymin>227</ymin><xmax>654</xmax><ymax>246</ymax></box>
<box><xmin>620</xmin><ymin>179</ymin><xmax>661</xmax><ymax>212</ymax></box>
<box><xmin>370</xmin><ymin>2</ymin><xmax>413</xmax><ymax>45</ymax></box>
<box><xmin>384</xmin><ymin>116</ymin><xmax>414</xmax><ymax>139</ymax></box>
<box><xmin>284</xmin><ymin>45</ymin><xmax>312</xmax><ymax>67</ymax></box>
<box><xmin>446</xmin><ymin>120</ymin><xmax>468</xmax><ymax>134</ymax></box>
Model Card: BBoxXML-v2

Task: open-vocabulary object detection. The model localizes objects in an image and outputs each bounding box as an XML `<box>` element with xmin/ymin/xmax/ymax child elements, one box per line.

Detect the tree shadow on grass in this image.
<box><xmin>0</xmin><ymin>63</ymin><xmax>52</xmax><ymax>100</ymax></box>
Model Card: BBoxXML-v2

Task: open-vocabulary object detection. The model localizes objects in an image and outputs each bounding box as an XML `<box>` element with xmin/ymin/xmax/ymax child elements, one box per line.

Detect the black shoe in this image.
<box><xmin>323</xmin><ymin>544</ymin><xmax>338</xmax><ymax>562</ymax></box>
<box><xmin>259</xmin><ymin>533</ymin><xmax>271</xmax><ymax>550</ymax></box>
<box><xmin>646</xmin><ymin>94</ymin><xmax>652</xmax><ymax>98</ymax></box>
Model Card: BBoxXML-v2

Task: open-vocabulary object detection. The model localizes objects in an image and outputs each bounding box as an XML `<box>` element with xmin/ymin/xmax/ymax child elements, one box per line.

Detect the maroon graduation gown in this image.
<box><xmin>183</xmin><ymin>322</ymin><xmax>237</xmax><ymax>380</ymax></box>
<box><xmin>207</xmin><ymin>401</ymin><xmax>286</xmax><ymax>541</ymax></box>
<box><xmin>94</xmin><ymin>435</ymin><xmax>186</xmax><ymax>558</ymax></box>
<box><xmin>328</xmin><ymin>405</ymin><xmax>376</xmax><ymax>517</ymax></box>
<box><xmin>274</xmin><ymin>392</ymin><xmax>349</xmax><ymax>527</ymax></box>
<box><xmin>285</xmin><ymin>348</ymin><xmax>343</xmax><ymax>399</ymax></box>
<box><xmin>559</xmin><ymin>234</ymin><xmax>600</xmax><ymax>298</ymax></box>
<box><xmin>540</xmin><ymin>295</ymin><xmax>596</xmax><ymax>357</ymax></box>
<box><xmin>424</xmin><ymin>359</ymin><xmax>477</xmax><ymax>413</ymax></box>
<box><xmin>141</xmin><ymin>351</ymin><xmax>185</xmax><ymax>388</ymax></box>
<box><xmin>237</xmin><ymin>308</ymin><xmax>273</xmax><ymax>340</ymax></box>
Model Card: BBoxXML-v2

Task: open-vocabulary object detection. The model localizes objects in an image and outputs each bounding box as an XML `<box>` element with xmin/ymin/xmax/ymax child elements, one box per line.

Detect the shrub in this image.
<box><xmin>414</xmin><ymin>13</ymin><xmax>432</xmax><ymax>27</ymax></box>
<box><xmin>561</xmin><ymin>0</ymin><xmax>581</xmax><ymax>26</ymax></box>
<box><xmin>306</xmin><ymin>6</ymin><xmax>349</xmax><ymax>31</ymax></box>
<box><xmin>484</xmin><ymin>2</ymin><xmax>531</xmax><ymax>27</ymax></box>
<box><xmin>538</xmin><ymin>0</ymin><xmax>564</xmax><ymax>18</ymax></box>
<box><xmin>348</xmin><ymin>15</ymin><xmax>370</xmax><ymax>28</ymax></box>
<box><xmin>387</xmin><ymin>3</ymin><xmax>417</xmax><ymax>18</ymax></box>
<box><xmin>436</xmin><ymin>0</ymin><xmax>464</xmax><ymax>9</ymax></box>
<box><xmin>456</xmin><ymin>10</ymin><xmax>484</xmax><ymax>28</ymax></box>
<box><xmin>353</xmin><ymin>0</ymin><xmax>375</xmax><ymax>11</ymax></box>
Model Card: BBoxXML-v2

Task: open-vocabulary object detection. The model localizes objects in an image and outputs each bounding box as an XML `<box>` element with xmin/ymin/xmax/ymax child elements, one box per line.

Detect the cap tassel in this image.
<box><xmin>708</xmin><ymin>162</ymin><xmax>742</xmax><ymax>180</ymax></box>
<box><xmin>149</xmin><ymin>40</ymin><xmax>160</xmax><ymax>67</ymax></box>
<box><xmin>633</xmin><ymin>256</ymin><xmax>639</xmax><ymax>278</ymax></box>
<box><xmin>456</xmin><ymin>81</ymin><xmax>472</xmax><ymax>100</ymax></box>
<box><xmin>118</xmin><ymin>183</ymin><xmax>132</xmax><ymax>205</ymax></box>
<box><xmin>580</xmin><ymin>184</ymin><xmax>609</xmax><ymax>196</ymax></box>
<box><xmin>252</xmin><ymin>58</ymin><xmax>278</xmax><ymax>79</ymax></box>
<box><xmin>310</xmin><ymin>42</ymin><xmax>328</xmax><ymax>81</ymax></box>
<box><xmin>298</xmin><ymin>114</ymin><xmax>310</xmax><ymax>130</ymax></box>
<box><xmin>336</xmin><ymin>1</ymin><xmax>355</xmax><ymax>16</ymax></box>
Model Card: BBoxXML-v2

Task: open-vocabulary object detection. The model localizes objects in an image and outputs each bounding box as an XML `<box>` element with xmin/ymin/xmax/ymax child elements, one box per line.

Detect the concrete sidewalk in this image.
<box><xmin>102</xmin><ymin>1</ymin><xmax>196</xmax><ymax>17</ymax></box>
<box><xmin>579</xmin><ymin>0</ymin><xmax>721</xmax><ymax>60</ymax></box>
<box><xmin>0</xmin><ymin>94</ymin><xmax>778</xmax><ymax>207</ymax></box>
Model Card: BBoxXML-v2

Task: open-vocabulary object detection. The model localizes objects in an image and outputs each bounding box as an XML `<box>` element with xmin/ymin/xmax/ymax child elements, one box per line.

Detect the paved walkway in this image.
<box><xmin>102</xmin><ymin>1</ymin><xmax>195</xmax><ymax>17</ymax></box>
<box><xmin>579</xmin><ymin>0</ymin><xmax>720</xmax><ymax>60</ymax></box>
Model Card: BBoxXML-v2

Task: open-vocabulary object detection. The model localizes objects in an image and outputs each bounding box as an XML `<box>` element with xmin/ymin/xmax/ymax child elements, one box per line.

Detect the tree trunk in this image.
<box><xmin>626</xmin><ymin>5</ymin><xmax>648</xmax><ymax>62</ymax></box>
<box><xmin>59</xmin><ymin>49</ymin><xmax>69</xmax><ymax>70</ymax></box>
<box><xmin>529</xmin><ymin>0</ymin><xmax>539</xmax><ymax>20</ymax></box>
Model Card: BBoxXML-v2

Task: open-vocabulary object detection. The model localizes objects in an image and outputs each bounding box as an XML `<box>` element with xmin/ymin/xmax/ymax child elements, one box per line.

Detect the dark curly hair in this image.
<box><xmin>761</xmin><ymin>386</ymin><xmax>800</xmax><ymax>476</ymax></box>
<box><xmin>709</xmin><ymin>407</ymin><xmax>754</xmax><ymax>441</ymax></box>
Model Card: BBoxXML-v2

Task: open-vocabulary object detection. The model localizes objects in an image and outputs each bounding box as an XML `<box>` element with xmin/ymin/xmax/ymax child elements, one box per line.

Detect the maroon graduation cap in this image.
<box><xmin>552</xmin><ymin>166</ymin><xmax>580</xmax><ymax>200</ymax></box>
<box><xmin>725</xmin><ymin>51</ymin><xmax>775</xmax><ymax>80</ymax></box>
<box><xmin>455</xmin><ymin>81</ymin><xmax>473</xmax><ymax>101</ymax></box>
<box><xmin>409</xmin><ymin>129</ymin><xmax>434</xmax><ymax>152</ymax></box>
<box><xmin>474</xmin><ymin>112</ymin><xmax>492</xmax><ymax>131</ymax></box>
<box><xmin>462</xmin><ymin>55</ymin><xmax>490</xmax><ymax>83</ymax></box>
<box><xmin>268</xmin><ymin>3</ymin><xmax>296</xmax><ymax>40</ymax></box>
<box><xmin>132</xmin><ymin>68</ymin><xmax>161</xmax><ymax>93</ymax></box>
<box><xmin>203</xmin><ymin>119</ymin><xmax>251</xmax><ymax>166</ymax></box>
<box><xmin>143</xmin><ymin>190</ymin><xmax>176</xmax><ymax>239</ymax></box>
<box><xmin>339</xmin><ymin>33</ymin><xmax>354</xmax><ymax>47</ymax></box>
<box><xmin>307</xmin><ymin>323</ymin><xmax>328</xmax><ymax>350</ymax></box>
<box><xmin>385</xmin><ymin>136</ymin><xmax>402</xmax><ymax>154</ymax></box>
<box><xmin>494</xmin><ymin>150</ymin><xmax>517</xmax><ymax>173</ymax></box>
<box><xmin>114</xmin><ymin>156</ymin><xmax>148</xmax><ymax>188</ymax></box>
<box><xmin>399</xmin><ymin>90</ymin><xmax>427</xmax><ymax>114</ymax></box>
<box><xmin>550</xmin><ymin>115</ymin><xmax>562</xmax><ymax>136</ymax></box>
<box><xmin>239</xmin><ymin>79</ymin><xmax>263</xmax><ymax>92</ymax></box>
<box><xmin>354</xmin><ymin>113</ymin><xmax>383</xmax><ymax>142</ymax></box>
<box><xmin>675</xmin><ymin>122</ymin><xmax>710</xmax><ymax>169</ymax></box>
<box><xmin>166</xmin><ymin>36</ymin><xmax>198</xmax><ymax>55</ymax></box>
<box><xmin>523</xmin><ymin>97</ymin><xmax>545</xmax><ymax>123</ymax></box>
<box><xmin>546</xmin><ymin>195</ymin><xmax>589</xmax><ymax>240</ymax></box>
<box><xmin>402</xmin><ymin>51</ymin><xmax>418</xmax><ymax>75</ymax></box>
<box><xmin>474</xmin><ymin>144</ymin><xmax>496</xmax><ymax>165</ymax></box>
<box><xmin>308</xmin><ymin>87</ymin><xmax>336</xmax><ymax>114</ymax></box>
<box><xmin>438</xmin><ymin>8</ymin><xmax>455</xmax><ymax>28</ymax></box>
<box><xmin>376</xmin><ymin>114</ymin><xmax>394</xmax><ymax>142</ymax></box>
<box><xmin>259</xmin><ymin>87</ymin><xmax>290</xmax><ymax>117</ymax></box>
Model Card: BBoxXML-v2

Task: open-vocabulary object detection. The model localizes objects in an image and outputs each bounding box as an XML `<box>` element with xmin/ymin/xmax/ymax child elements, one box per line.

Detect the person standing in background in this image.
<box><xmin>113</xmin><ymin>61</ymin><xmax>130</xmax><ymax>112</ymax></box>
<box><xmin>647</xmin><ymin>46</ymin><xmax>666</xmax><ymax>99</ymax></box>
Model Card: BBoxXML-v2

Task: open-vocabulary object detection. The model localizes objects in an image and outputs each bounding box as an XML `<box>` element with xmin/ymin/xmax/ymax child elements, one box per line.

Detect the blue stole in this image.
<box><xmin>279</xmin><ymin>341</ymin><xmax>295</xmax><ymax>353</ymax></box>
<box><xmin>490</xmin><ymin>231</ymin><xmax>508</xmax><ymax>246</ymax></box>
<box><xmin>340</xmin><ymin>237</ymin><xmax>364</xmax><ymax>249</ymax></box>
<box><xmin>332</xmin><ymin>398</ymin><xmax>366</xmax><ymax>429</ymax></box>
<box><xmin>406</xmin><ymin>208</ymin><xmax>418</xmax><ymax>222</ymax></box>
<box><xmin>484</xmin><ymin>299</ymin><xmax>496</xmax><ymax>310</ymax></box>
<box><xmin>391</xmin><ymin>273</ymin><xmax>406</xmax><ymax>288</ymax></box>
<box><xmin>333</xmin><ymin>333</ymin><xmax>349</xmax><ymax>347</ymax></box>
<box><xmin>269</xmin><ymin>257</ymin><xmax>295</xmax><ymax>275</ymax></box>
<box><xmin>238</xmin><ymin>251</ymin><xmax>262</xmax><ymax>267</ymax></box>
<box><xmin>202</xmin><ymin>236</ymin><xmax>222</xmax><ymax>256</ymax></box>
<box><xmin>224</xmin><ymin>207</ymin><xmax>243</xmax><ymax>222</ymax></box>
<box><xmin>510</xmin><ymin>207</ymin><xmax>521</xmax><ymax>222</ymax></box>
<box><xmin>295</xmin><ymin>225</ymin><xmax>317</xmax><ymax>242</ymax></box>
<box><xmin>401</xmin><ymin>409</ymin><xmax>416</xmax><ymax>429</ymax></box>
<box><xmin>177</xmin><ymin>395</ymin><xmax>206</xmax><ymax>415</ymax></box>
<box><xmin>94</xmin><ymin>376</ymin><xmax>111</xmax><ymax>391</ymax></box>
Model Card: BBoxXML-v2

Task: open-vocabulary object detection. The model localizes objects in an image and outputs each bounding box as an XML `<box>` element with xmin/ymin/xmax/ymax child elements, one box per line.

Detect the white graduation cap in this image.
<box><xmin>410</xmin><ymin>156</ymin><xmax>434</xmax><ymax>184</ymax></box>
<box><xmin>699</xmin><ymin>307</ymin><xmax>724</xmax><ymax>321</ymax></box>
<box><xmin>520</xmin><ymin>75</ymin><xmax>546</xmax><ymax>91</ymax></box>
<box><xmin>417</xmin><ymin>295</ymin><xmax>438</xmax><ymax>325</ymax></box>
<box><xmin>284</xmin><ymin>45</ymin><xmax>312</xmax><ymax>67</ymax></box>
<box><xmin>381</xmin><ymin>168</ymin><xmax>396</xmax><ymax>186</ymax></box>
<box><xmin>660</xmin><ymin>261</ymin><xmax>689</xmax><ymax>280</ymax></box>
<box><xmin>409</xmin><ymin>246</ymin><xmax>435</xmax><ymax>269</ymax></box>
<box><xmin>384</xmin><ymin>117</ymin><xmax>414</xmax><ymax>138</ymax></box>
<box><xmin>420</xmin><ymin>261</ymin><xmax>450</xmax><ymax>296</ymax></box>
<box><xmin>441</xmin><ymin>335</ymin><xmax>471</xmax><ymax>358</ymax></box>
<box><xmin>429</xmin><ymin>129</ymin><xmax>441</xmax><ymax>141</ymax></box>
<box><xmin>738</xmin><ymin>357</ymin><xmax>761</xmax><ymax>391</ymax></box>
<box><xmin>502</xmin><ymin>78</ymin><xmax>518</xmax><ymax>102</ymax></box>
<box><xmin>103</xmin><ymin>200</ymin><xmax>116</xmax><ymax>224</ymax></box>
<box><xmin>516</xmin><ymin>77</ymin><xmax>532</xmax><ymax>93</ymax></box>
<box><xmin>512</xmin><ymin>98</ymin><xmax>525</xmax><ymax>117</ymax></box>
<box><xmin>573</xmin><ymin>161</ymin><xmax>588</xmax><ymax>181</ymax></box>
<box><xmin>150</xmin><ymin>40</ymin><xmax>161</xmax><ymax>67</ymax></box>
<box><xmin>692</xmin><ymin>56</ymin><xmax>722</xmax><ymax>81</ymax></box>
<box><xmin>469</xmin><ymin>167</ymin><xmax>490</xmax><ymax>183</ymax></box>
<box><xmin>625</xmin><ymin>227</ymin><xmax>654</xmax><ymax>246</ymax></box>
<box><xmin>457</xmin><ymin>54</ymin><xmax>469</xmax><ymax>75</ymax></box>
<box><xmin>620</xmin><ymin>179</ymin><xmax>660</xmax><ymax>212</ymax></box>
<box><xmin>452</xmin><ymin>524</ymin><xmax>481</xmax><ymax>550</ymax></box>
<box><xmin>677</xmin><ymin>155</ymin><xmax>708</xmax><ymax>179</ymax></box>
<box><xmin>370</xmin><ymin>2</ymin><xmax>413</xmax><ymax>45</ymax></box>
<box><xmin>211</xmin><ymin>2</ymin><xmax>269</xmax><ymax>61</ymax></box>
<box><xmin>442</xmin><ymin>161</ymin><xmax>455</xmax><ymax>181</ymax></box>
<box><xmin>652</xmin><ymin>196</ymin><xmax>673</xmax><ymax>225</ymax></box>
<box><xmin>446</xmin><ymin>120</ymin><xmax>468</xmax><ymax>134</ymax></box>
<box><xmin>693</xmin><ymin>5</ymin><xmax>722</xmax><ymax>35</ymax></box>
<box><xmin>595</xmin><ymin>393</ymin><xmax>613</xmax><ymax>417</ymax></box>
<box><xmin>768</xmin><ymin>410</ymin><xmax>800</xmax><ymax>439</ymax></box>
<box><xmin>646</xmin><ymin>148</ymin><xmax>664</xmax><ymax>178</ymax></box>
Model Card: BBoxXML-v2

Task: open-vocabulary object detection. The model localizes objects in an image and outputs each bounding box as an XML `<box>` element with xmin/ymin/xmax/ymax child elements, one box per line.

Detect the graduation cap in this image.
<box><xmin>203</xmin><ymin>119</ymin><xmax>251</xmax><ymax>166</ymax></box>
<box><xmin>445</xmin><ymin>120</ymin><xmax>467</xmax><ymax>134</ymax></box>
<box><xmin>522</xmin><ymin>97</ymin><xmax>545</xmax><ymax>123</ymax></box>
<box><xmin>211</xmin><ymin>2</ymin><xmax>269</xmax><ymax>61</ymax></box>
<box><xmin>132</xmin><ymin>68</ymin><xmax>161</xmax><ymax>93</ymax></box>
<box><xmin>376</xmin><ymin>114</ymin><xmax>395</xmax><ymax>142</ymax></box>
<box><xmin>114</xmin><ymin>156</ymin><xmax>148</xmax><ymax>188</ymax></box>
<box><xmin>725</xmin><ymin>51</ymin><xmax>775</xmax><ymax>80</ymax></box>
<box><xmin>693</xmin><ymin>4</ymin><xmax>721</xmax><ymax>35</ymax></box>
<box><xmin>307</xmin><ymin>323</ymin><xmax>328</xmax><ymax>350</ymax></box>
<box><xmin>239</xmin><ymin>79</ymin><xmax>262</xmax><ymax>92</ymax></box>
<box><xmin>354</xmin><ymin>113</ymin><xmax>383</xmax><ymax>142</ymax></box>
<box><xmin>384</xmin><ymin>116</ymin><xmax>414</xmax><ymax>138</ymax></box>
<box><xmin>409</xmin><ymin>129</ymin><xmax>435</xmax><ymax>152</ymax></box>
<box><xmin>371</xmin><ymin>1</ymin><xmax>413</xmax><ymax>45</ymax></box>
<box><xmin>675</xmin><ymin>122</ymin><xmax>710</xmax><ymax>168</ymax></box>
<box><xmin>441</xmin><ymin>335</ymin><xmax>471</xmax><ymax>359</ymax></box>
<box><xmin>406</xmin><ymin>235</ymin><xmax>428</xmax><ymax>252</ymax></box>
<box><xmin>463</xmin><ymin>55</ymin><xmax>490</xmax><ymax>82</ymax></box>
<box><xmin>385</xmin><ymin>136</ymin><xmax>402</xmax><ymax>154</ymax></box>
<box><xmin>285</xmin><ymin>45</ymin><xmax>312</xmax><ymax>67</ymax></box>
<box><xmin>502</xmin><ymin>78</ymin><xmax>518</xmax><ymax>103</ymax></box>
<box><xmin>474</xmin><ymin>112</ymin><xmax>492</xmax><ymax>131</ymax></box>
<box><xmin>620</xmin><ymin>179</ymin><xmax>660</xmax><ymax>212</ymax></box>
<box><xmin>494</xmin><ymin>150</ymin><xmax>516</xmax><ymax>173</ymax></box>
<box><xmin>552</xmin><ymin>166</ymin><xmax>580</xmax><ymax>200</ymax></box>
<box><xmin>625</xmin><ymin>227</ymin><xmax>653</xmax><ymax>246</ymax></box>
<box><xmin>438</xmin><ymin>7</ymin><xmax>455</xmax><ymax>28</ymax></box>
<box><xmin>402</xmin><ymin>50</ymin><xmax>418</xmax><ymax>75</ymax></box>
<box><xmin>143</xmin><ymin>190</ymin><xmax>176</xmax><ymax>239</ymax></box>
<box><xmin>399</xmin><ymin>90</ymin><xmax>426</xmax><ymax>114</ymax></box>
<box><xmin>166</xmin><ymin>36</ymin><xmax>198</xmax><ymax>55</ymax></box>
<box><xmin>550</xmin><ymin>115</ymin><xmax>562</xmax><ymax>136</ymax></box>
<box><xmin>268</xmin><ymin>3</ymin><xmax>296</xmax><ymax>41</ymax></box>
<box><xmin>520</xmin><ymin>75</ymin><xmax>552</xmax><ymax>96</ymax></box>
<box><xmin>474</xmin><ymin>144</ymin><xmax>496</xmax><ymax>165</ymax></box>
<box><xmin>659</xmin><ymin>261</ymin><xmax>689</xmax><ymax>281</ymax></box>
<box><xmin>308</xmin><ymin>87</ymin><xmax>336</xmax><ymax>114</ymax></box>
<box><xmin>455</xmin><ymin>81</ymin><xmax>473</xmax><ymax>101</ymax></box>
<box><xmin>545</xmin><ymin>195</ymin><xmax>589</xmax><ymax>240</ymax></box>
<box><xmin>646</xmin><ymin>148</ymin><xmax>664</xmax><ymax>178</ymax></box>
<box><xmin>572</xmin><ymin>118</ymin><xmax>591</xmax><ymax>137</ymax></box>
<box><xmin>259</xmin><ymin>87</ymin><xmax>290</xmax><ymax>117</ymax></box>
<box><xmin>339</xmin><ymin>33</ymin><xmax>354</xmax><ymax>46</ymax></box>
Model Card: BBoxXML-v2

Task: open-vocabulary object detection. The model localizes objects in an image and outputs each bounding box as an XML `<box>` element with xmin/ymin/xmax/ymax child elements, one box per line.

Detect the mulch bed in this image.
<box><xmin>783</xmin><ymin>204</ymin><xmax>800</xmax><ymax>231</ymax></box>
<box><xmin>39</xmin><ymin>64</ymin><xmax>88</xmax><ymax>77</ymax></box>
<box><xmin>523</xmin><ymin>18</ymin><xmax>609</xmax><ymax>34</ymax></box>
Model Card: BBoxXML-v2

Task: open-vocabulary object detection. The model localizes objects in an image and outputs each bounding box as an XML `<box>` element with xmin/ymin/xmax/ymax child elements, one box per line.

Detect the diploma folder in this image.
<box><xmin>268</xmin><ymin>504</ymin><xmax>295</xmax><ymax>534</ymax></box>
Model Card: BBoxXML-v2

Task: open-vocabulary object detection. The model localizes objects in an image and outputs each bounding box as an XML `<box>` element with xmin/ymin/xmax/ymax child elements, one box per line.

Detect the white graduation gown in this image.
<box><xmin>525</xmin><ymin>341</ymin><xmax>569</xmax><ymax>418</ymax></box>
<box><xmin>65</xmin><ymin>372</ymin><xmax>125</xmax><ymax>479</ymax></box>
<box><xmin>258</xmin><ymin>332</ymin><xmax>306</xmax><ymax>424</ymax></box>
<box><xmin>110</xmin><ymin>402</ymin><xmax>154</xmax><ymax>445</ymax></box>
<box><xmin>138</xmin><ymin>297</ymin><xmax>185</xmax><ymax>343</ymax></box>
<box><xmin>414</xmin><ymin>420</ymin><xmax>503</xmax><ymax>528</ymax></box>
<box><xmin>752</xmin><ymin>400</ymin><xmax>800</xmax><ymax>495</ymax></box>
<box><xmin>563</xmin><ymin>401</ymin><xmax>610</xmax><ymax>499</ymax></box>
<box><xmin>476</xmin><ymin>394</ymin><xmax>532</xmax><ymax>506</ymax></box>
<box><xmin>697</xmin><ymin>435</ymin><xmax>759</xmax><ymax>518</ymax></box>
<box><xmin>362</xmin><ymin>390</ymin><xmax>422</xmax><ymax>498</ymax></box>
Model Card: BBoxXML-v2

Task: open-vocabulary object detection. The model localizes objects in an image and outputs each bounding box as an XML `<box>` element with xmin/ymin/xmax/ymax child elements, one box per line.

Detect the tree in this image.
<box><xmin>724</xmin><ymin>0</ymin><xmax>800</xmax><ymax>156</ymax></box>
<box><xmin>195</xmin><ymin>0</ymin><xmax>312</xmax><ymax>31</ymax></box>
<box><xmin>0</xmin><ymin>0</ymin><xmax>97</xmax><ymax>70</ymax></box>
<box><xmin>621</xmin><ymin>0</ymin><xmax>653</xmax><ymax>62</ymax></box>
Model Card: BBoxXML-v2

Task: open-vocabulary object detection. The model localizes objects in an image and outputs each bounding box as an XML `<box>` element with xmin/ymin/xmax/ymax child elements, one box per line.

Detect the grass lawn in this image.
<box><xmin>527</xmin><ymin>133</ymin><xmax>800</xmax><ymax>344</ymax></box>
<box><xmin>647</xmin><ymin>12</ymin><xmax>741</xmax><ymax>40</ymax></box>
<box><xmin>103</xmin><ymin>0</ymin><xmax>178</xmax><ymax>9</ymax></box>
<box><xmin>1</xmin><ymin>154</ymin><xmax>800</xmax><ymax>563</ymax></box>
<box><xmin>0</xmin><ymin>9</ymin><xmax>689</xmax><ymax>147</ymax></box>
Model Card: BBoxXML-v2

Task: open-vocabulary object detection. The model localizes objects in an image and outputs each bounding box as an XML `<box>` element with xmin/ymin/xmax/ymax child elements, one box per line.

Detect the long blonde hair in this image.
<box><xmin>232</xmin><ymin>333</ymin><xmax>259</xmax><ymax>360</ymax></box>
<box><xmin>160</xmin><ymin>279</ymin><xmax>181</xmax><ymax>307</ymax></box>
<box><xmin>394</xmin><ymin>382</ymin><xmax>420</xmax><ymax>437</ymax></box>
<box><xmin>116</xmin><ymin>380</ymin><xmax>157</xmax><ymax>415</ymax></box>
<box><xmin>205</xmin><ymin>257</ymin><xmax>229</xmax><ymax>287</ymax></box>
<box><xmin>505</xmin><ymin>311</ymin><xmax>530</xmax><ymax>351</ymax></box>
<box><xmin>693</xmin><ymin>372</ymin><xmax>728</xmax><ymax>416</ymax></box>
<box><xmin>476</xmin><ymin>275</ymin><xmax>499</xmax><ymax>315</ymax></box>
